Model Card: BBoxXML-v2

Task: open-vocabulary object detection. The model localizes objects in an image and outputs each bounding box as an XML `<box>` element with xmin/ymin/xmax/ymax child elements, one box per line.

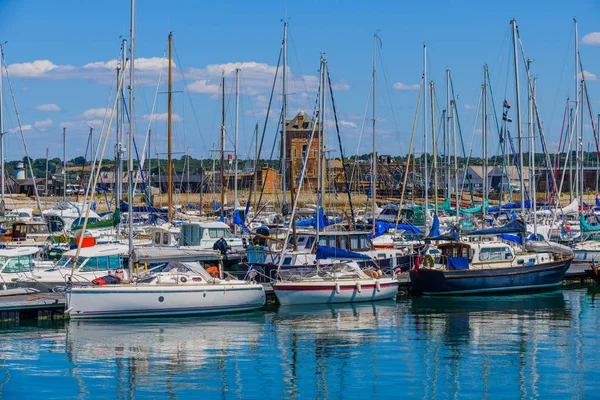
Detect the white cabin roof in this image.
<box><xmin>64</xmin><ymin>244</ymin><xmax>129</xmax><ymax>257</ymax></box>
<box><xmin>0</xmin><ymin>247</ymin><xmax>41</xmax><ymax>257</ymax></box>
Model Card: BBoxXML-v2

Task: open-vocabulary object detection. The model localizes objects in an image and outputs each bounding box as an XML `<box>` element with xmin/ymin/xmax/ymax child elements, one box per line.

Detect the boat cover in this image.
<box><xmin>580</xmin><ymin>214</ymin><xmax>600</xmax><ymax>232</ymax></box>
<box><xmin>524</xmin><ymin>241</ymin><xmax>573</xmax><ymax>256</ymax></box>
<box><xmin>447</xmin><ymin>256</ymin><xmax>469</xmax><ymax>270</ymax></box>
<box><xmin>131</xmin><ymin>247</ymin><xmax>222</xmax><ymax>264</ymax></box>
<box><xmin>467</xmin><ymin>219</ymin><xmax>526</xmax><ymax>235</ymax></box>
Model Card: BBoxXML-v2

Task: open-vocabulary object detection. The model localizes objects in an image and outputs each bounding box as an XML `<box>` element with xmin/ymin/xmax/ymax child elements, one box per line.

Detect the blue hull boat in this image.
<box><xmin>409</xmin><ymin>256</ymin><xmax>574</xmax><ymax>295</ymax></box>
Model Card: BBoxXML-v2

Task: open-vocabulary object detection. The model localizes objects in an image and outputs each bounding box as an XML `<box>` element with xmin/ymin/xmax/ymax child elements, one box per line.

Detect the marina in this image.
<box><xmin>2</xmin><ymin>0</ymin><xmax>600</xmax><ymax>398</ymax></box>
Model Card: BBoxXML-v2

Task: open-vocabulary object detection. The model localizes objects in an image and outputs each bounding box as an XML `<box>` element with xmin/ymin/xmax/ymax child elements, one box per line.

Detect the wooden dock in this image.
<box><xmin>0</xmin><ymin>292</ymin><xmax>65</xmax><ymax>322</ymax></box>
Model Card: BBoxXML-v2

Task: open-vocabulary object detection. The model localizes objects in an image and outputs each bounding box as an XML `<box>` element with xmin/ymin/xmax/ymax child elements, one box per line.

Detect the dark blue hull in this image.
<box><xmin>409</xmin><ymin>257</ymin><xmax>574</xmax><ymax>295</ymax></box>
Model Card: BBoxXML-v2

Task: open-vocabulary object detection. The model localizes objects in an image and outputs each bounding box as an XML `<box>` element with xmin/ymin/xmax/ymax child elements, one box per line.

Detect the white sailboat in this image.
<box><xmin>271</xmin><ymin>53</ymin><xmax>398</xmax><ymax>305</ymax></box>
<box><xmin>66</xmin><ymin>20</ymin><xmax>265</xmax><ymax>319</ymax></box>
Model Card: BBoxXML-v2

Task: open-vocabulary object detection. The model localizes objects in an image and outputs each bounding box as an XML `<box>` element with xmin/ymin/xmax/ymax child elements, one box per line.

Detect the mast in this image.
<box><xmin>531</xmin><ymin>76</ymin><xmax>537</xmax><ymax>235</ymax></box>
<box><xmin>234</xmin><ymin>67</ymin><xmax>240</xmax><ymax>232</ymax></box>
<box><xmin>580</xmin><ymin>81</ymin><xmax>584</xmax><ymax>210</ymax></box>
<box><xmin>446</xmin><ymin>69</ymin><xmax>451</xmax><ymax>200</ymax></box>
<box><xmin>63</xmin><ymin>127</ymin><xmax>67</xmax><ymax>201</ymax></box>
<box><xmin>147</xmin><ymin>129</ymin><xmax>151</xmax><ymax>191</ymax></box>
<box><xmin>423</xmin><ymin>43</ymin><xmax>428</xmax><ymax>211</ymax></box>
<box><xmin>167</xmin><ymin>32</ymin><xmax>173</xmax><ymax>223</ymax></box>
<box><xmin>220</xmin><ymin>72</ymin><xmax>225</xmax><ymax>218</ymax></box>
<box><xmin>597</xmin><ymin>113</ymin><xmax>599</xmax><ymax>195</ymax></box>
<box><xmin>281</xmin><ymin>22</ymin><xmax>288</xmax><ymax>214</ymax></box>
<box><xmin>0</xmin><ymin>44</ymin><xmax>4</xmax><ymax>210</ymax></box>
<box><xmin>45</xmin><ymin>147</ymin><xmax>49</xmax><ymax>197</ymax></box>
<box><xmin>116</xmin><ymin>39</ymin><xmax>126</xmax><ymax>219</ymax></box>
<box><xmin>482</xmin><ymin>65</ymin><xmax>488</xmax><ymax>218</ymax></box>
<box><xmin>254</xmin><ymin>123</ymin><xmax>258</xmax><ymax>211</ymax></box>
<box><xmin>317</xmin><ymin>57</ymin><xmax>325</xmax><ymax>235</ymax></box>
<box><xmin>430</xmin><ymin>80</ymin><xmax>438</xmax><ymax>215</ymax></box>
<box><xmin>372</xmin><ymin>33</ymin><xmax>378</xmax><ymax>233</ymax></box>
<box><xmin>127</xmin><ymin>0</ymin><xmax>135</xmax><ymax>272</ymax></box>
<box><xmin>575</xmin><ymin>18</ymin><xmax>581</xmax><ymax>207</ymax></box>
<box><xmin>511</xmin><ymin>18</ymin><xmax>525</xmax><ymax>215</ymax></box>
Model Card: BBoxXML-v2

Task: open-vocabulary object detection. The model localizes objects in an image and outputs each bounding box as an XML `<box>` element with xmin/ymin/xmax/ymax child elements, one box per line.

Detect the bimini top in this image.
<box><xmin>0</xmin><ymin>247</ymin><xmax>41</xmax><ymax>257</ymax></box>
<box><xmin>63</xmin><ymin>244</ymin><xmax>129</xmax><ymax>258</ymax></box>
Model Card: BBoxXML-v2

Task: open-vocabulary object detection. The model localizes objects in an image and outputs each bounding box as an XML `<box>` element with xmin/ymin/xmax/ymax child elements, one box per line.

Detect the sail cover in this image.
<box><xmin>466</xmin><ymin>219</ymin><xmax>526</xmax><ymax>235</ymax></box>
<box><xmin>315</xmin><ymin>245</ymin><xmax>371</xmax><ymax>260</ymax></box>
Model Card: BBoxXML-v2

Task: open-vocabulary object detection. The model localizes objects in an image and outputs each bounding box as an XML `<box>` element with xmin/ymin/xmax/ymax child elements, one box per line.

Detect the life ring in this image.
<box><xmin>365</xmin><ymin>270</ymin><xmax>379</xmax><ymax>279</ymax></box>
<box><xmin>423</xmin><ymin>254</ymin><xmax>435</xmax><ymax>269</ymax></box>
<box><xmin>206</xmin><ymin>266</ymin><xmax>220</xmax><ymax>279</ymax></box>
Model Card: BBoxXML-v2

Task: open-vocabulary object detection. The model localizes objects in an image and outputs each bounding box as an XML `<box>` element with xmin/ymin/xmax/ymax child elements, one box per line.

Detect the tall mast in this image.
<box><xmin>281</xmin><ymin>22</ymin><xmax>288</xmax><ymax>214</ymax></box>
<box><xmin>167</xmin><ymin>32</ymin><xmax>173</xmax><ymax>223</ymax></box>
<box><xmin>220</xmin><ymin>72</ymin><xmax>225</xmax><ymax>218</ymax></box>
<box><xmin>63</xmin><ymin>127</ymin><xmax>67</xmax><ymax>201</ymax></box>
<box><xmin>511</xmin><ymin>18</ymin><xmax>525</xmax><ymax>215</ymax></box>
<box><xmin>449</xmin><ymin>71</ymin><xmax>459</xmax><ymax>216</ymax></box>
<box><xmin>482</xmin><ymin>65</ymin><xmax>488</xmax><ymax>218</ymax></box>
<box><xmin>446</xmin><ymin>69</ymin><xmax>451</xmax><ymax>201</ymax></box>
<box><xmin>128</xmin><ymin>0</ymin><xmax>135</xmax><ymax>271</ymax></box>
<box><xmin>423</xmin><ymin>43</ymin><xmax>428</xmax><ymax>211</ymax></box>
<box><xmin>580</xmin><ymin>81</ymin><xmax>584</xmax><ymax>209</ymax></box>
<box><xmin>0</xmin><ymin>44</ymin><xmax>4</xmax><ymax>211</ymax></box>
<box><xmin>530</xmin><ymin>76</ymin><xmax>537</xmax><ymax>234</ymax></box>
<box><xmin>575</xmin><ymin>18</ymin><xmax>580</xmax><ymax>206</ymax></box>
<box><xmin>254</xmin><ymin>122</ymin><xmax>258</xmax><ymax>211</ymax></box>
<box><xmin>45</xmin><ymin>147</ymin><xmax>49</xmax><ymax>197</ymax></box>
<box><xmin>116</xmin><ymin>39</ymin><xmax>126</xmax><ymax>219</ymax></box>
<box><xmin>234</xmin><ymin>67</ymin><xmax>240</xmax><ymax>232</ymax></box>
<box><xmin>430</xmin><ymin>80</ymin><xmax>438</xmax><ymax>215</ymax></box>
<box><xmin>372</xmin><ymin>33</ymin><xmax>378</xmax><ymax>233</ymax></box>
<box><xmin>317</xmin><ymin>57</ymin><xmax>325</xmax><ymax>234</ymax></box>
<box><xmin>147</xmin><ymin>129</ymin><xmax>151</xmax><ymax>190</ymax></box>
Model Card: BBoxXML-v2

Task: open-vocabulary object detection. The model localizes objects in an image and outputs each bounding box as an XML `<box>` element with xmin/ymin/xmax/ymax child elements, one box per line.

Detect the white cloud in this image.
<box><xmin>186</xmin><ymin>80</ymin><xmax>220</xmax><ymax>94</ymax></box>
<box><xmin>6</xmin><ymin>60</ymin><xmax>59</xmax><ymax>77</ymax></box>
<box><xmin>7</xmin><ymin>124</ymin><xmax>32</xmax><ymax>133</ymax></box>
<box><xmin>582</xmin><ymin>32</ymin><xmax>600</xmax><ymax>45</ymax></box>
<box><xmin>86</xmin><ymin>120</ymin><xmax>105</xmax><ymax>128</ymax></box>
<box><xmin>464</xmin><ymin>104</ymin><xmax>477</xmax><ymax>110</ymax></box>
<box><xmin>143</xmin><ymin>113</ymin><xmax>182</xmax><ymax>122</ymax></box>
<box><xmin>393</xmin><ymin>82</ymin><xmax>419</xmax><ymax>91</ymax></box>
<box><xmin>578</xmin><ymin>70</ymin><xmax>598</xmax><ymax>81</ymax></box>
<box><xmin>35</xmin><ymin>103</ymin><xmax>61</xmax><ymax>112</ymax></box>
<box><xmin>331</xmin><ymin>80</ymin><xmax>350</xmax><ymax>91</ymax></box>
<box><xmin>339</xmin><ymin>120</ymin><xmax>358</xmax><ymax>128</ymax></box>
<box><xmin>34</xmin><ymin>118</ymin><xmax>53</xmax><ymax>129</ymax></box>
<box><xmin>79</xmin><ymin>108</ymin><xmax>110</xmax><ymax>119</ymax></box>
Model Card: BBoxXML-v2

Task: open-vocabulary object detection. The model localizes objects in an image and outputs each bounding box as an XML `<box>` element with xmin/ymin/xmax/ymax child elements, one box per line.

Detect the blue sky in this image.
<box><xmin>1</xmin><ymin>0</ymin><xmax>600</xmax><ymax>163</ymax></box>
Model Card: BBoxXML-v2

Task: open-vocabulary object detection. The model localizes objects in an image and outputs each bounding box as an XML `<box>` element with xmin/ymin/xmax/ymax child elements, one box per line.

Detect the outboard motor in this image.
<box><xmin>213</xmin><ymin>238</ymin><xmax>230</xmax><ymax>254</ymax></box>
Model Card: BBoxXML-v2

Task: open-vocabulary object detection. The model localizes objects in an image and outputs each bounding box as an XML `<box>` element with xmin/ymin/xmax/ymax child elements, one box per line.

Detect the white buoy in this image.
<box><xmin>356</xmin><ymin>282</ymin><xmax>362</xmax><ymax>293</ymax></box>
<box><xmin>335</xmin><ymin>282</ymin><xmax>340</xmax><ymax>294</ymax></box>
<box><xmin>376</xmin><ymin>280</ymin><xmax>381</xmax><ymax>292</ymax></box>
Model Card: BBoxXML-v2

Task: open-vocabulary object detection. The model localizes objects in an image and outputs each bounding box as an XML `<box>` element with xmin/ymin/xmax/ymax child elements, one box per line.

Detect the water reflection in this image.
<box><xmin>0</xmin><ymin>290</ymin><xmax>598</xmax><ymax>399</ymax></box>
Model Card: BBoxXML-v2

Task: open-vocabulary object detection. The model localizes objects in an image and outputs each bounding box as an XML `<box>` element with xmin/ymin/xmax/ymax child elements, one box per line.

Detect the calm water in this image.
<box><xmin>1</xmin><ymin>288</ymin><xmax>600</xmax><ymax>399</ymax></box>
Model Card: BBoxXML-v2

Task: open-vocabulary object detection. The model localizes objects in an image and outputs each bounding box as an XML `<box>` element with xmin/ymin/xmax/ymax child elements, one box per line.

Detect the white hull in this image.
<box><xmin>67</xmin><ymin>283</ymin><xmax>265</xmax><ymax>319</ymax></box>
<box><xmin>574</xmin><ymin>249</ymin><xmax>600</xmax><ymax>263</ymax></box>
<box><xmin>273</xmin><ymin>278</ymin><xmax>398</xmax><ymax>305</ymax></box>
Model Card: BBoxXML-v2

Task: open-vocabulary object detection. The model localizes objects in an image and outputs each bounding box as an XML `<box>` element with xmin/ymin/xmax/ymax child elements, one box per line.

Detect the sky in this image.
<box><xmin>1</xmin><ymin>0</ymin><xmax>600</xmax><ymax>164</ymax></box>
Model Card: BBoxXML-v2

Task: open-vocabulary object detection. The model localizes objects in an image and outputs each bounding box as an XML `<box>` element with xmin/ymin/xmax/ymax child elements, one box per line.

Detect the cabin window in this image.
<box><xmin>305</xmin><ymin>236</ymin><xmax>315</xmax><ymax>250</ymax></box>
<box><xmin>339</xmin><ymin>236</ymin><xmax>349</xmax><ymax>250</ymax></box>
<box><xmin>350</xmin><ymin>235</ymin><xmax>360</xmax><ymax>249</ymax></box>
<box><xmin>154</xmin><ymin>232</ymin><xmax>161</xmax><ymax>244</ymax></box>
<box><xmin>359</xmin><ymin>235</ymin><xmax>369</xmax><ymax>249</ymax></box>
<box><xmin>378</xmin><ymin>253</ymin><xmax>386</xmax><ymax>259</ymax></box>
<box><xmin>162</xmin><ymin>233</ymin><xmax>170</xmax><ymax>245</ymax></box>
<box><xmin>479</xmin><ymin>247</ymin><xmax>507</xmax><ymax>262</ymax></box>
<box><xmin>208</xmin><ymin>228</ymin><xmax>231</xmax><ymax>239</ymax></box>
<box><xmin>283</xmin><ymin>257</ymin><xmax>293</xmax><ymax>265</ymax></box>
<box><xmin>80</xmin><ymin>257</ymin><xmax>99</xmax><ymax>272</ymax></box>
<box><xmin>517</xmin><ymin>259</ymin><xmax>524</xmax><ymax>265</ymax></box>
<box><xmin>319</xmin><ymin>236</ymin><xmax>328</xmax><ymax>246</ymax></box>
<box><xmin>1</xmin><ymin>256</ymin><xmax>32</xmax><ymax>273</ymax></box>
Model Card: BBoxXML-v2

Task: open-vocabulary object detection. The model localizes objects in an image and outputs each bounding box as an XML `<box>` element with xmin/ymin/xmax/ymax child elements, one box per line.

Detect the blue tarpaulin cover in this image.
<box><xmin>316</xmin><ymin>245</ymin><xmax>372</xmax><ymax>260</ymax></box>
<box><xmin>371</xmin><ymin>221</ymin><xmax>421</xmax><ymax>238</ymax></box>
<box><xmin>447</xmin><ymin>256</ymin><xmax>469</xmax><ymax>270</ymax></box>
<box><xmin>295</xmin><ymin>207</ymin><xmax>344</xmax><ymax>229</ymax></box>
<box><xmin>467</xmin><ymin>219</ymin><xmax>526</xmax><ymax>236</ymax></box>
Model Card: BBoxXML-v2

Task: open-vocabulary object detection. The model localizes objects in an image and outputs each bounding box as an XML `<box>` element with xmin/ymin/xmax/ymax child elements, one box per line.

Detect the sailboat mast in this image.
<box><xmin>372</xmin><ymin>33</ymin><xmax>377</xmax><ymax>233</ymax></box>
<box><xmin>482</xmin><ymin>65</ymin><xmax>488</xmax><ymax>219</ymax></box>
<box><xmin>220</xmin><ymin>72</ymin><xmax>225</xmax><ymax>218</ymax></box>
<box><xmin>63</xmin><ymin>127</ymin><xmax>67</xmax><ymax>201</ymax></box>
<box><xmin>531</xmin><ymin>76</ymin><xmax>537</xmax><ymax>235</ymax></box>
<box><xmin>575</xmin><ymin>18</ymin><xmax>580</xmax><ymax>208</ymax></box>
<box><xmin>116</xmin><ymin>39</ymin><xmax>126</xmax><ymax>217</ymax></box>
<box><xmin>0</xmin><ymin>44</ymin><xmax>4</xmax><ymax>209</ymax></box>
<box><xmin>234</xmin><ymin>67</ymin><xmax>240</xmax><ymax>232</ymax></box>
<box><xmin>167</xmin><ymin>32</ymin><xmax>173</xmax><ymax>223</ymax></box>
<box><xmin>281</xmin><ymin>22</ymin><xmax>288</xmax><ymax>214</ymax></box>
<box><xmin>317</xmin><ymin>57</ymin><xmax>325</xmax><ymax>234</ymax></box>
<box><xmin>430</xmin><ymin>80</ymin><xmax>438</xmax><ymax>215</ymax></box>
<box><xmin>128</xmin><ymin>0</ymin><xmax>135</xmax><ymax>270</ymax></box>
<box><xmin>423</xmin><ymin>44</ymin><xmax>428</xmax><ymax>211</ymax></box>
<box><xmin>511</xmin><ymin>18</ymin><xmax>525</xmax><ymax>215</ymax></box>
<box><xmin>446</xmin><ymin>69</ymin><xmax>451</xmax><ymax>201</ymax></box>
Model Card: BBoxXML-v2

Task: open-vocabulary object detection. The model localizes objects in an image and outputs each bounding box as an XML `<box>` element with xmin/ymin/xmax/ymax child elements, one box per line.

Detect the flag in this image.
<box><xmin>502</xmin><ymin>114</ymin><xmax>513</xmax><ymax>123</ymax></box>
<box><xmin>413</xmin><ymin>251</ymin><xmax>421</xmax><ymax>273</ymax></box>
<box><xmin>503</xmin><ymin>100</ymin><xmax>511</xmax><ymax>109</ymax></box>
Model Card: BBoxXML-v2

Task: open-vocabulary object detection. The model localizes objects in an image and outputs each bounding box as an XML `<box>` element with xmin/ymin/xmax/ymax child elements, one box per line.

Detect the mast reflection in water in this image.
<box><xmin>0</xmin><ymin>289</ymin><xmax>598</xmax><ymax>399</ymax></box>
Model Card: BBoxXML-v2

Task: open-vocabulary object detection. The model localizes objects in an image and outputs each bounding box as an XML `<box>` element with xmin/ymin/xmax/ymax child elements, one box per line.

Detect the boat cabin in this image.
<box><xmin>179</xmin><ymin>221</ymin><xmax>244</xmax><ymax>251</ymax></box>
<box><xmin>0</xmin><ymin>247</ymin><xmax>41</xmax><ymax>274</ymax></box>
<box><xmin>287</xmin><ymin>231</ymin><xmax>372</xmax><ymax>253</ymax></box>
<box><xmin>56</xmin><ymin>245</ymin><xmax>128</xmax><ymax>273</ymax></box>
<box><xmin>1</xmin><ymin>221</ymin><xmax>50</xmax><ymax>244</ymax></box>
